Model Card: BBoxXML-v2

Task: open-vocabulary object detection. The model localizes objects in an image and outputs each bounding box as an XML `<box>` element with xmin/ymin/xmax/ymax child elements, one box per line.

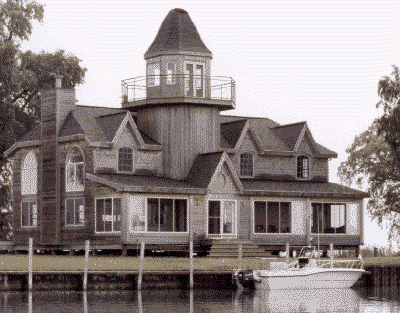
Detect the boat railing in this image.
<box><xmin>317</xmin><ymin>258</ymin><xmax>364</xmax><ymax>269</ymax></box>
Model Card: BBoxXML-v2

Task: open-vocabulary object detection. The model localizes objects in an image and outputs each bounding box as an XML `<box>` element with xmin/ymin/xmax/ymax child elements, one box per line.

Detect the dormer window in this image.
<box><xmin>297</xmin><ymin>155</ymin><xmax>309</xmax><ymax>179</ymax></box>
<box><xmin>66</xmin><ymin>146</ymin><xmax>85</xmax><ymax>192</ymax></box>
<box><xmin>240</xmin><ymin>153</ymin><xmax>254</xmax><ymax>178</ymax></box>
<box><xmin>118</xmin><ymin>147</ymin><xmax>133</xmax><ymax>173</ymax></box>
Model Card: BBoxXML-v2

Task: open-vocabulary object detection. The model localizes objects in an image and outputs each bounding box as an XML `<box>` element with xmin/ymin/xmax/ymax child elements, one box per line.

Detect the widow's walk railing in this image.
<box><xmin>121</xmin><ymin>74</ymin><xmax>235</xmax><ymax>103</ymax></box>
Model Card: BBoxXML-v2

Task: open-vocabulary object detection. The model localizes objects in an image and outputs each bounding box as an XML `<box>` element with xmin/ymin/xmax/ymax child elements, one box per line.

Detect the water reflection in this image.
<box><xmin>236</xmin><ymin>288</ymin><xmax>362</xmax><ymax>312</ymax></box>
<box><xmin>2</xmin><ymin>287</ymin><xmax>400</xmax><ymax>312</ymax></box>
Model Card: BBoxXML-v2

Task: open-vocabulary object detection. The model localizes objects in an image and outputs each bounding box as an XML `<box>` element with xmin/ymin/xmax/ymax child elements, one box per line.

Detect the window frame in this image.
<box><xmin>184</xmin><ymin>61</ymin><xmax>205</xmax><ymax>98</ymax></box>
<box><xmin>66</xmin><ymin>146</ymin><xmax>85</xmax><ymax>193</ymax></box>
<box><xmin>253</xmin><ymin>200</ymin><xmax>292</xmax><ymax>234</ymax></box>
<box><xmin>21</xmin><ymin>201</ymin><xmax>37</xmax><ymax>228</ymax></box>
<box><xmin>148</xmin><ymin>62</ymin><xmax>160</xmax><ymax>86</ymax></box>
<box><xmin>166</xmin><ymin>63</ymin><xmax>176</xmax><ymax>85</ymax></box>
<box><xmin>65</xmin><ymin>198</ymin><xmax>85</xmax><ymax>227</ymax></box>
<box><xmin>240</xmin><ymin>152</ymin><xmax>254</xmax><ymax>178</ymax></box>
<box><xmin>296</xmin><ymin>155</ymin><xmax>310</xmax><ymax>180</ymax></box>
<box><xmin>118</xmin><ymin>147</ymin><xmax>134</xmax><ymax>173</ymax></box>
<box><xmin>144</xmin><ymin>196</ymin><xmax>189</xmax><ymax>233</ymax></box>
<box><xmin>21</xmin><ymin>151</ymin><xmax>38</xmax><ymax>196</ymax></box>
<box><xmin>311</xmin><ymin>202</ymin><xmax>347</xmax><ymax>234</ymax></box>
<box><xmin>95</xmin><ymin>197</ymin><xmax>122</xmax><ymax>234</ymax></box>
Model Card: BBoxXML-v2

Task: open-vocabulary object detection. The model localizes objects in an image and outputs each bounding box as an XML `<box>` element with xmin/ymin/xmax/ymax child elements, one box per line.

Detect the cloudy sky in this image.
<box><xmin>21</xmin><ymin>0</ymin><xmax>400</xmax><ymax>248</ymax></box>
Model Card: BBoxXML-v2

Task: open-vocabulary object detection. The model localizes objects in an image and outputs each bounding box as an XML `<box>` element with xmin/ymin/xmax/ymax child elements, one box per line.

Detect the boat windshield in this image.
<box><xmin>299</xmin><ymin>247</ymin><xmax>316</xmax><ymax>258</ymax></box>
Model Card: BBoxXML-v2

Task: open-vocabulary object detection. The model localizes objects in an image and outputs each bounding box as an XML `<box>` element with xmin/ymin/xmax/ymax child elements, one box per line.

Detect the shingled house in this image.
<box><xmin>5</xmin><ymin>8</ymin><xmax>368</xmax><ymax>257</ymax></box>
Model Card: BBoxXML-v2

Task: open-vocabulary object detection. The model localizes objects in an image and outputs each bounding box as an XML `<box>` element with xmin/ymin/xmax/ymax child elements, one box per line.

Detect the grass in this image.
<box><xmin>0</xmin><ymin>249</ymin><xmax>399</xmax><ymax>273</ymax></box>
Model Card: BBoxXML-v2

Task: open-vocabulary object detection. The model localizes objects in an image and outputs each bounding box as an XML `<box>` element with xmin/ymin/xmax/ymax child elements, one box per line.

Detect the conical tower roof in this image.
<box><xmin>144</xmin><ymin>8</ymin><xmax>212</xmax><ymax>59</ymax></box>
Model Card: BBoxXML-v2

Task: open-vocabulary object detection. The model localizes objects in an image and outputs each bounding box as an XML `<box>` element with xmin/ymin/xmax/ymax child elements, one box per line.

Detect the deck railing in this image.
<box><xmin>121</xmin><ymin>75</ymin><xmax>235</xmax><ymax>103</ymax></box>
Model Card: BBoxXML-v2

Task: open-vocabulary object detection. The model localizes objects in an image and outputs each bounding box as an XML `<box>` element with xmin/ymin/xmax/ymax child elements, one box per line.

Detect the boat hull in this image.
<box><xmin>254</xmin><ymin>268</ymin><xmax>365</xmax><ymax>290</ymax></box>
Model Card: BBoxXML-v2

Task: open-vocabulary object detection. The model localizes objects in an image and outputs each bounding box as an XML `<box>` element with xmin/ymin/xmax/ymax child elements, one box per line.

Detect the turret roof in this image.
<box><xmin>144</xmin><ymin>8</ymin><xmax>212</xmax><ymax>59</ymax></box>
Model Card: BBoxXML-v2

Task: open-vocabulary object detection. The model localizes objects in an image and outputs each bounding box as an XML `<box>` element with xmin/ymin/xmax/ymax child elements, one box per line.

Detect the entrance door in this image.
<box><xmin>208</xmin><ymin>200</ymin><xmax>237</xmax><ymax>238</ymax></box>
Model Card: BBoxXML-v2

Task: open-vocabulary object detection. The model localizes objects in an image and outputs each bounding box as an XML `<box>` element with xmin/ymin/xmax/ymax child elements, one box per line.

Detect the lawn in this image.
<box><xmin>0</xmin><ymin>255</ymin><xmax>396</xmax><ymax>273</ymax></box>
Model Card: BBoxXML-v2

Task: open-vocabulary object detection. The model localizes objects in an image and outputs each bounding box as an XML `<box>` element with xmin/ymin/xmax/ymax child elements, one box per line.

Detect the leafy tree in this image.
<box><xmin>338</xmin><ymin>65</ymin><xmax>400</xmax><ymax>240</ymax></box>
<box><xmin>0</xmin><ymin>0</ymin><xmax>87</xmax><ymax>240</ymax></box>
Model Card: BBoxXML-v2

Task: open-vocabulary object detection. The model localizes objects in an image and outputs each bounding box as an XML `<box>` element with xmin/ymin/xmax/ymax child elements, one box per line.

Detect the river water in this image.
<box><xmin>0</xmin><ymin>287</ymin><xmax>399</xmax><ymax>312</ymax></box>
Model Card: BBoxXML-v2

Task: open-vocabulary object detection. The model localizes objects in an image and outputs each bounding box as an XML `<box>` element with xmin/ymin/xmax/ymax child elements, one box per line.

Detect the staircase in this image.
<box><xmin>207</xmin><ymin>240</ymin><xmax>271</xmax><ymax>258</ymax></box>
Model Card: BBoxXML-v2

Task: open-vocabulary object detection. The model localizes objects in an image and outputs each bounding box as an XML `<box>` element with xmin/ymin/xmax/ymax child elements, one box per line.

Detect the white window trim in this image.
<box><xmin>21</xmin><ymin>201</ymin><xmax>37</xmax><ymax>228</ymax></box>
<box><xmin>65</xmin><ymin>198</ymin><xmax>85</xmax><ymax>227</ymax></box>
<box><xmin>147</xmin><ymin>62</ymin><xmax>161</xmax><ymax>86</ymax></box>
<box><xmin>296</xmin><ymin>155</ymin><xmax>310</xmax><ymax>180</ymax></box>
<box><xmin>251</xmin><ymin>200</ymin><xmax>292</xmax><ymax>235</ymax></box>
<box><xmin>66</xmin><ymin>146</ymin><xmax>85</xmax><ymax>193</ymax></box>
<box><xmin>206</xmin><ymin>199</ymin><xmax>238</xmax><ymax>237</ymax></box>
<box><xmin>184</xmin><ymin>61</ymin><xmax>205</xmax><ymax>98</ymax></box>
<box><xmin>95</xmin><ymin>197</ymin><xmax>122</xmax><ymax>234</ymax></box>
<box><xmin>310</xmin><ymin>202</ymin><xmax>347</xmax><ymax>235</ymax></box>
<box><xmin>118</xmin><ymin>147</ymin><xmax>134</xmax><ymax>174</ymax></box>
<box><xmin>144</xmin><ymin>196</ymin><xmax>189</xmax><ymax>233</ymax></box>
<box><xmin>239</xmin><ymin>152</ymin><xmax>254</xmax><ymax>178</ymax></box>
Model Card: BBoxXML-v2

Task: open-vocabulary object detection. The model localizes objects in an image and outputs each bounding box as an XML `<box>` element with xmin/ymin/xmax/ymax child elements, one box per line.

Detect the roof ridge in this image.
<box><xmin>273</xmin><ymin>121</ymin><xmax>306</xmax><ymax>129</ymax></box>
<box><xmin>96</xmin><ymin>111</ymin><xmax>128</xmax><ymax>118</ymax></box>
<box><xmin>75</xmin><ymin>104</ymin><xmax>124</xmax><ymax>110</ymax></box>
<box><xmin>221</xmin><ymin>119</ymin><xmax>248</xmax><ymax>126</ymax></box>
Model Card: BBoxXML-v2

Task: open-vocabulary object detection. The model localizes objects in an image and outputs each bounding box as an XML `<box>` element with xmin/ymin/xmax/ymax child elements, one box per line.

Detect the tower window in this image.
<box><xmin>148</xmin><ymin>63</ymin><xmax>160</xmax><ymax>86</ymax></box>
<box><xmin>297</xmin><ymin>155</ymin><xmax>309</xmax><ymax>179</ymax></box>
<box><xmin>166</xmin><ymin>63</ymin><xmax>176</xmax><ymax>85</ymax></box>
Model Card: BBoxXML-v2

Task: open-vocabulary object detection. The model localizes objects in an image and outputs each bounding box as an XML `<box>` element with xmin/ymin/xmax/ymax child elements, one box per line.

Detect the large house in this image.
<box><xmin>5</xmin><ymin>8</ymin><xmax>368</xmax><ymax>256</ymax></box>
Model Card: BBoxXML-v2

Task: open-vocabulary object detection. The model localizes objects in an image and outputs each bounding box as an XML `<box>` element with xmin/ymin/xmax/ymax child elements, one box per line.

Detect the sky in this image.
<box><xmin>20</xmin><ymin>0</ymin><xmax>400</xmax><ymax>249</ymax></box>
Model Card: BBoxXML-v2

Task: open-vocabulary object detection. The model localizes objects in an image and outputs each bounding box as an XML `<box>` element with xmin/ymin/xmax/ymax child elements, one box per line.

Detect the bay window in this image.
<box><xmin>254</xmin><ymin>201</ymin><xmax>291</xmax><ymax>233</ymax></box>
<box><xmin>96</xmin><ymin>198</ymin><xmax>121</xmax><ymax>233</ymax></box>
<box><xmin>147</xmin><ymin>198</ymin><xmax>187</xmax><ymax>232</ymax></box>
<box><xmin>21</xmin><ymin>201</ymin><xmax>37</xmax><ymax>227</ymax></box>
<box><xmin>66</xmin><ymin>198</ymin><xmax>84</xmax><ymax>226</ymax></box>
<box><xmin>312</xmin><ymin>203</ymin><xmax>346</xmax><ymax>234</ymax></box>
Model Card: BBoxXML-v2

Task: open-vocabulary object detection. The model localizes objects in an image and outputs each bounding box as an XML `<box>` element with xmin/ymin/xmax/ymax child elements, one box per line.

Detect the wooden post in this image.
<box><xmin>83</xmin><ymin>291</ymin><xmax>88</xmax><ymax>313</ymax></box>
<box><xmin>286</xmin><ymin>243</ymin><xmax>289</xmax><ymax>264</ymax></box>
<box><xmin>238</xmin><ymin>243</ymin><xmax>243</xmax><ymax>260</ymax></box>
<box><xmin>138</xmin><ymin>241</ymin><xmax>145</xmax><ymax>291</ymax></box>
<box><xmin>28</xmin><ymin>237</ymin><xmax>33</xmax><ymax>291</ymax></box>
<box><xmin>28</xmin><ymin>291</ymin><xmax>32</xmax><ymax>313</ymax></box>
<box><xmin>190</xmin><ymin>236</ymin><xmax>194</xmax><ymax>290</ymax></box>
<box><xmin>330</xmin><ymin>243</ymin><xmax>334</xmax><ymax>269</ymax></box>
<box><xmin>374</xmin><ymin>247</ymin><xmax>378</xmax><ymax>257</ymax></box>
<box><xmin>190</xmin><ymin>289</ymin><xmax>194</xmax><ymax>313</ymax></box>
<box><xmin>83</xmin><ymin>240</ymin><xmax>90</xmax><ymax>291</ymax></box>
<box><xmin>4</xmin><ymin>274</ymin><xmax>8</xmax><ymax>288</ymax></box>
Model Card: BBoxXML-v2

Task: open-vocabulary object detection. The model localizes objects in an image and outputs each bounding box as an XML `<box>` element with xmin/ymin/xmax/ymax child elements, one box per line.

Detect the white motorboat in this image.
<box><xmin>233</xmin><ymin>246</ymin><xmax>367</xmax><ymax>290</ymax></box>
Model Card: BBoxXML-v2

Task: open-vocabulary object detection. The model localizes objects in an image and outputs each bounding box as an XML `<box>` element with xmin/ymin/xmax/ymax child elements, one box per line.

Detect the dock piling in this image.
<box><xmin>138</xmin><ymin>241</ymin><xmax>145</xmax><ymax>290</ymax></box>
<box><xmin>83</xmin><ymin>240</ymin><xmax>90</xmax><ymax>291</ymax></box>
<box><xmin>28</xmin><ymin>237</ymin><xmax>33</xmax><ymax>291</ymax></box>
<box><xmin>286</xmin><ymin>243</ymin><xmax>289</xmax><ymax>263</ymax></box>
<box><xmin>190</xmin><ymin>235</ymin><xmax>194</xmax><ymax>290</ymax></box>
<box><xmin>330</xmin><ymin>243</ymin><xmax>333</xmax><ymax>268</ymax></box>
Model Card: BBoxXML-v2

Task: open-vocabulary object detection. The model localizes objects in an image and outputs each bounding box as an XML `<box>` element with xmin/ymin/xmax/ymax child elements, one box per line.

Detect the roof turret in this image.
<box><xmin>144</xmin><ymin>8</ymin><xmax>212</xmax><ymax>59</ymax></box>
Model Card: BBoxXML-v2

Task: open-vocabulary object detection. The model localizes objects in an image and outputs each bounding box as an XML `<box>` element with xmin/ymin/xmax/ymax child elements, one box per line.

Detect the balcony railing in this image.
<box><xmin>121</xmin><ymin>75</ymin><xmax>235</xmax><ymax>104</ymax></box>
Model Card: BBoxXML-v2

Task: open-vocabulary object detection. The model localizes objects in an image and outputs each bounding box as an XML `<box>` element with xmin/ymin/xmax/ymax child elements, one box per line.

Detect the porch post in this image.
<box><xmin>306</xmin><ymin>198</ymin><xmax>311</xmax><ymax>246</ymax></box>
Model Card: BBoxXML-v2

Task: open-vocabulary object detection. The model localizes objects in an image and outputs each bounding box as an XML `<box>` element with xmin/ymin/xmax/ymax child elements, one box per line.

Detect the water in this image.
<box><xmin>0</xmin><ymin>287</ymin><xmax>399</xmax><ymax>312</ymax></box>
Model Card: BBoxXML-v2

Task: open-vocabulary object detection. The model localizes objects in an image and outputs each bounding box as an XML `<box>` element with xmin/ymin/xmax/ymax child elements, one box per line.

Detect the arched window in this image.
<box><xmin>21</xmin><ymin>151</ymin><xmax>37</xmax><ymax>195</ymax></box>
<box><xmin>118</xmin><ymin>147</ymin><xmax>133</xmax><ymax>173</ymax></box>
<box><xmin>297</xmin><ymin>155</ymin><xmax>309</xmax><ymax>179</ymax></box>
<box><xmin>66</xmin><ymin>146</ymin><xmax>85</xmax><ymax>192</ymax></box>
<box><xmin>240</xmin><ymin>152</ymin><xmax>254</xmax><ymax>178</ymax></box>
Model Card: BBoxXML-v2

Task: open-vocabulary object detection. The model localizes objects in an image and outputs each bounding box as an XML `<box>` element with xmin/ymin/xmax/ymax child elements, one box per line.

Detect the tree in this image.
<box><xmin>338</xmin><ymin>65</ymin><xmax>400</xmax><ymax>240</ymax></box>
<box><xmin>0</xmin><ymin>0</ymin><xmax>87</xmax><ymax>240</ymax></box>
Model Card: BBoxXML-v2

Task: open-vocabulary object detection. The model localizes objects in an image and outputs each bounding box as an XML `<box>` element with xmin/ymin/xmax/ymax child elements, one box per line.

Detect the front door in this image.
<box><xmin>208</xmin><ymin>200</ymin><xmax>237</xmax><ymax>239</ymax></box>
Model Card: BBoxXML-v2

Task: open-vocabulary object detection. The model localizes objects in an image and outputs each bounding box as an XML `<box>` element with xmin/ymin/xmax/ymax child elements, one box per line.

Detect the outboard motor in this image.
<box><xmin>237</xmin><ymin>270</ymin><xmax>256</xmax><ymax>289</ymax></box>
<box><xmin>298</xmin><ymin>257</ymin><xmax>309</xmax><ymax>269</ymax></box>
